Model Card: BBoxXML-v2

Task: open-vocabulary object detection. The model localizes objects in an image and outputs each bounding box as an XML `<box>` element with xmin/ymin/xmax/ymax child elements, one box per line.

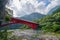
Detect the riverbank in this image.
<box><xmin>7</xmin><ymin>29</ymin><xmax>60</xmax><ymax>40</ymax></box>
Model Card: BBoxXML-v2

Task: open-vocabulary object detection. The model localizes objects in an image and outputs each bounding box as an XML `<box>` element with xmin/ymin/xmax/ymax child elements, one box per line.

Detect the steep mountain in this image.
<box><xmin>20</xmin><ymin>12</ymin><xmax>46</xmax><ymax>21</ymax></box>
<box><xmin>47</xmin><ymin>6</ymin><xmax>60</xmax><ymax>15</ymax></box>
<box><xmin>21</xmin><ymin>6</ymin><xmax>60</xmax><ymax>31</ymax></box>
<box><xmin>35</xmin><ymin>7</ymin><xmax>60</xmax><ymax>32</ymax></box>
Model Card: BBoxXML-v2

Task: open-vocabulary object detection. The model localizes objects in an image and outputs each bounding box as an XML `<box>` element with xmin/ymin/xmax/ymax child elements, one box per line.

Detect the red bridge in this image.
<box><xmin>0</xmin><ymin>18</ymin><xmax>39</xmax><ymax>30</ymax></box>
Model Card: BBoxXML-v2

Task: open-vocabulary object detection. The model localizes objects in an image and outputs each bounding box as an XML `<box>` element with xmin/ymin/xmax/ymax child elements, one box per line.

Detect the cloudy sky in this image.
<box><xmin>6</xmin><ymin>0</ymin><xmax>60</xmax><ymax>17</ymax></box>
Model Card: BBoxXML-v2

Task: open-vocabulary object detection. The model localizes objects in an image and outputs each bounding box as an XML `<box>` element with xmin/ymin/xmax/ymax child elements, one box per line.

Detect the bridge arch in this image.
<box><xmin>0</xmin><ymin>18</ymin><xmax>39</xmax><ymax>30</ymax></box>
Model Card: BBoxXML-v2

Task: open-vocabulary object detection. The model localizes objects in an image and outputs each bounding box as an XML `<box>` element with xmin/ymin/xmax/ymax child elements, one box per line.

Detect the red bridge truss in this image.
<box><xmin>0</xmin><ymin>18</ymin><xmax>39</xmax><ymax>30</ymax></box>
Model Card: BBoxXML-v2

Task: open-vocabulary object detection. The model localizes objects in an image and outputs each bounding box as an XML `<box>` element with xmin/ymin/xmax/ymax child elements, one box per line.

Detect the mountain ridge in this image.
<box><xmin>20</xmin><ymin>12</ymin><xmax>46</xmax><ymax>21</ymax></box>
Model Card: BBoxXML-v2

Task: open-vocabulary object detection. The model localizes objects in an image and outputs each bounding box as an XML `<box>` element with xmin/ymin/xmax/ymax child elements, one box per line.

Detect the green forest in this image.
<box><xmin>36</xmin><ymin>7</ymin><xmax>60</xmax><ymax>33</ymax></box>
<box><xmin>0</xmin><ymin>0</ymin><xmax>60</xmax><ymax>40</ymax></box>
<box><xmin>22</xmin><ymin>6</ymin><xmax>60</xmax><ymax>33</ymax></box>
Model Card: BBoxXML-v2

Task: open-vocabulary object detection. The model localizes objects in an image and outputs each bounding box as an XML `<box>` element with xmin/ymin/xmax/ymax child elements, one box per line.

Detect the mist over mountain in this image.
<box><xmin>48</xmin><ymin>6</ymin><xmax>60</xmax><ymax>15</ymax></box>
<box><xmin>7</xmin><ymin>0</ymin><xmax>60</xmax><ymax>17</ymax></box>
<box><xmin>20</xmin><ymin>5</ymin><xmax>60</xmax><ymax>31</ymax></box>
<box><xmin>20</xmin><ymin>12</ymin><xmax>46</xmax><ymax>21</ymax></box>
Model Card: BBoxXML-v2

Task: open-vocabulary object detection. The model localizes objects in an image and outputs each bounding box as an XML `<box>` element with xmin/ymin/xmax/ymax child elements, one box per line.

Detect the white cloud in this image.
<box><xmin>35</xmin><ymin>0</ymin><xmax>60</xmax><ymax>14</ymax></box>
<box><xmin>7</xmin><ymin>0</ymin><xmax>60</xmax><ymax>17</ymax></box>
<box><xmin>44</xmin><ymin>0</ymin><xmax>59</xmax><ymax>14</ymax></box>
<box><xmin>35</xmin><ymin>2</ymin><xmax>46</xmax><ymax>14</ymax></box>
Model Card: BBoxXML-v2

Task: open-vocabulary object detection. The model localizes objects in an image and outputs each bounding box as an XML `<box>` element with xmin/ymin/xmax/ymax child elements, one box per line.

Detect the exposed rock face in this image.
<box><xmin>0</xmin><ymin>0</ymin><xmax>8</xmax><ymax>24</ymax></box>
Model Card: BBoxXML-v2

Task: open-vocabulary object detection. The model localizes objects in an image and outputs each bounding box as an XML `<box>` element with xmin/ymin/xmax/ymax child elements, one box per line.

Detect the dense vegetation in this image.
<box><xmin>0</xmin><ymin>0</ymin><xmax>60</xmax><ymax>40</ymax></box>
<box><xmin>22</xmin><ymin>6</ymin><xmax>60</xmax><ymax>33</ymax></box>
<box><xmin>35</xmin><ymin>7</ymin><xmax>60</xmax><ymax>33</ymax></box>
